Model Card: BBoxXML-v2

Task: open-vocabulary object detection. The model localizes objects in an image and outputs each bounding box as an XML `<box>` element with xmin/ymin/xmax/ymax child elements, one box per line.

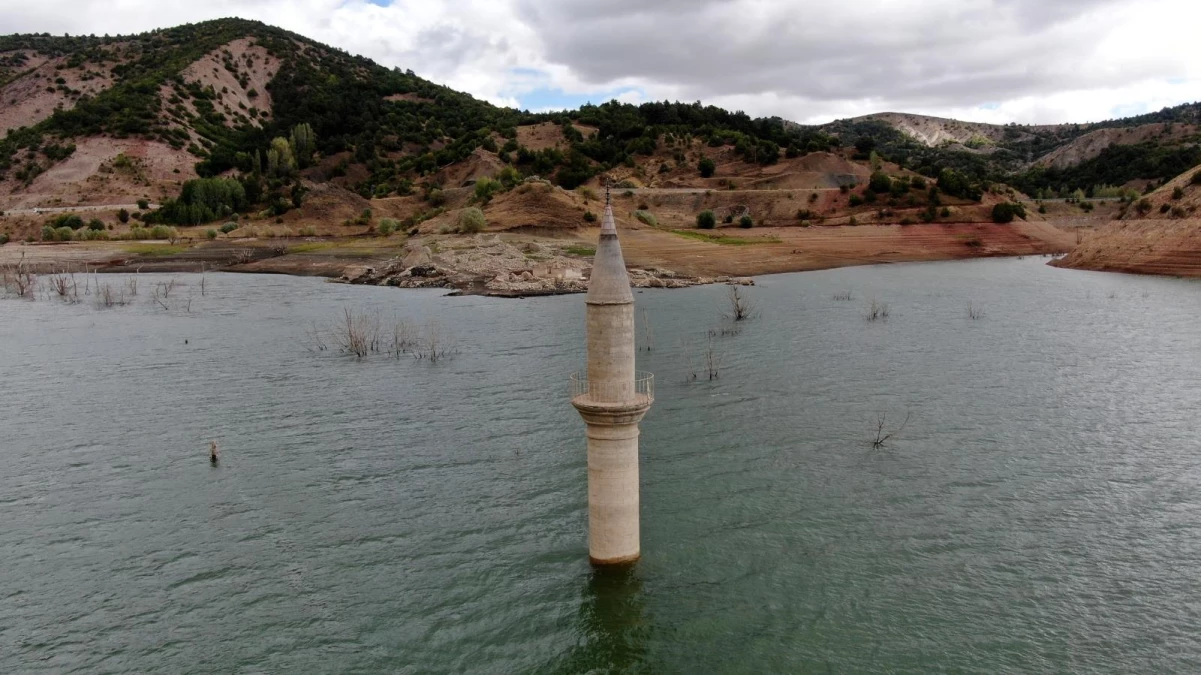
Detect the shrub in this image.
<box><xmin>205</xmin><ymin>229</ymin><xmax>218</xmax><ymax>240</ymax></box>
<box><xmin>634</xmin><ymin>210</ymin><xmax>657</xmax><ymax>226</ymax></box>
<box><xmin>220</xmin><ymin>222</ymin><xmax>238</xmax><ymax>234</ymax></box>
<box><xmin>497</xmin><ymin>167</ymin><xmax>521</xmax><ymax>188</ymax></box>
<box><xmin>739</xmin><ymin>215</ymin><xmax>753</xmax><ymax>229</ymax></box>
<box><xmin>474</xmin><ymin>177</ymin><xmax>501</xmax><ymax>203</ymax></box>
<box><xmin>1159</xmin><ymin>204</ymin><xmax>1172</xmax><ymax>214</ymax></box>
<box><xmin>149</xmin><ymin>225</ymin><xmax>177</xmax><ymax>240</ymax></box>
<box><xmin>137</xmin><ymin>199</ymin><xmax>149</xmax><ymax>210</ymax></box>
<box><xmin>55</xmin><ymin>226</ymin><xmax>75</xmax><ymax>241</ymax></box>
<box><xmin>378</xmin><ymin>218</ymin><xmax>399</xmax><ymax>236</ymax></box>
<box><xmin>698</xmin><ymin>157</ymin><xmax>716</xmax><ymax>178</ymax></box>
<box><xmin>118</xmin><ymin>208</ymin><xmax>130</xmax><ymax>224</ymax></box>
<box><xmin>85</xmin><ymin>218</ymin><xmax>104</xmax><ymax>231</ymax></box>
<box><xmin>696</xmin><ymin>210</ymin><xmax>716</xmax><ymax>229</ymax></box>
<box><xmin>868</xmin><ymin>171</ymin><xmax>892</xmax><ymax>194</ymax></box>
<box><xmin>1136</xmin><ymin>198</ymin><xmax>1152</xmax><ymax>214</ymax></box>
<box><xmin>991</xmin><ymin>202</ymin><xmax>1026</xmax><ymax>223</ymax></box>
<box><xmin>42</xmin><ymin>225</ymin><xmax>55</xmax><ymax>241</ymax></box>
<box><xmin>911</xmin><ymin>176</ymin><xmax>927</xmax><ymax>190</ymax></box>
<box><xmin>583</xmin><ymin>210</ymin><xmax>597</xmax><ymax>223</ymax></box>
<box><xmin>848</xmin><ymin>216</ymin><xmax>858</xmax><ymax>226</ymax></box>
<box><xmin>940</xmin><ymin>207</ymin><xmax>951</xmax><ymax>218</ymax></box>
<box><xmin>458</xmin><ymin>207</ymin><xmax>486</xmax><ymax>233</ymax></box>
<box><xmin>1192</xmin><ymin>171</ymin><xmax>1201</xmax><ymax>186</ymax></box>
<box><xmin>1171</xmin><ymin>206</ymin><xmax>1187</xmax><ymax>218</ymax></box>
<box><xmin>1172</xmin><ymin>187</ymin><xmax>1185</xmax><ymax>200</ymax></box>
<box><xmin>900</xmin><ymin>216</ymin><xmax>917</xmax><ymax>226</ymax></box>
<box><xmin>51</xmin><ymin>213</ymin><xmax>84</xmax><ymax>230</ymax></box>
<box><xmin>839</xmin><ymin>184</ymin><xmax>850</xmax><ymax>194</ymax></box>
<box><xmin>427</xmin><ymin>188</ymin><xmax>446</xmax><ymax>207</ymax></box>
<box><xmin>849</xmin><ymin>194</ymin><xmax>864</xmax><ymax>207</ymax></box>
<box><xmin>0</xmin><ymin>233</ymin><xmax>8</xmax><ymax>245</ymax></box>
<box><xmin>299</xmin><ymin>226</ymin><xmax>318</xmax><ymax>236</ymax></box>
<box><xmin>864</xmin><ymin>190</ymin><xmax>878</xmax><ymax>204</ymax></box>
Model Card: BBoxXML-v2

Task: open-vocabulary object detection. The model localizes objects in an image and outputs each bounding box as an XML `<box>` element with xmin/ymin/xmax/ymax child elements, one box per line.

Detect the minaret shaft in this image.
<box><xmin>586</xmin><ymin>303</ymin><xmax>635</xmax><ymax>402</ymax></box>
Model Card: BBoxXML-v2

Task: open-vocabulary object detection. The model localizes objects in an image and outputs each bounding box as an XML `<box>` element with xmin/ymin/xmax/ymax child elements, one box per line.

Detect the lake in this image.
<box><xmin>3</xmin><ymin>257</ymin><xmax>1201</xmax><ymax>673</ymax></box>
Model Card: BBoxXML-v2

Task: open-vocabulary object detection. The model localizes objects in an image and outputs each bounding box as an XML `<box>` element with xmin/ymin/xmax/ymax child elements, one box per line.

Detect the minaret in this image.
<box><xmin>570</xmin><ymin>187</ymin><xmax>653</xmax><ymax>566</ymax></box>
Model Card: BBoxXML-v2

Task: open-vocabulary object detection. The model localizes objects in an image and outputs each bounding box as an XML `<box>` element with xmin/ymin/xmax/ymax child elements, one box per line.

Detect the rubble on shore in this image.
<box><xmin>336</xmin><ymin>234</ymin><xmax>753</xmax><ymax>296</ymax></box>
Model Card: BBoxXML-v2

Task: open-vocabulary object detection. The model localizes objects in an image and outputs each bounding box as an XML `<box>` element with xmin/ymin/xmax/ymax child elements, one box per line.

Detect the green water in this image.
<box><xmin>3</xmin><ymin>258</ymin><xmax>1201</xmax><ymax>673</ymax></box>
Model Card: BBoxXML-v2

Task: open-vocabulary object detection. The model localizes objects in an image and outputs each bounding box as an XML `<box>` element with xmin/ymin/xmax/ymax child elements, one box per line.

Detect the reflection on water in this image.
<box><xmin>549</xmin><ymin>566</ymin><xmax>650</xmax><ymax>674</ymax></box>
<box><xmin>4</xmin><ymin>259</ymin><xmax>1201</xmax><ymax>673</ymax></box>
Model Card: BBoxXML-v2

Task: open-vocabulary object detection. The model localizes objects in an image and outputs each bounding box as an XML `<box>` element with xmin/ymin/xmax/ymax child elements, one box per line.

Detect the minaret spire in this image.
<box><xmin>601</xmin><ymin>180</ymin><xmax>616</xmax><ymax>236</ymax></box>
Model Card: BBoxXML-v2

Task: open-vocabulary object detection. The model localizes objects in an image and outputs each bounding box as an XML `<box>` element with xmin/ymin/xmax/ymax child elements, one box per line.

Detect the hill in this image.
<box><xmin>1053</xmin><ymin>163</ymin><xmax>1201</xmax><ymax>277</ymax></box>
<box><xmin>0</xmin><ymin>18</ymin><xmax>1181</xmax><ymax>288</ymax></box>
<box><xmin>816</xmin><ymin>106</ymin><xmax>1201</xmax><ymax>199</ymax></box>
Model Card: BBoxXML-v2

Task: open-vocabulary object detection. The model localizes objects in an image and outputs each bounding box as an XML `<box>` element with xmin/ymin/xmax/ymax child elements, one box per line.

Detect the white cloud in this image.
<box><xmin>2</xmin><ymin>0</ymin><xmax>1198</xmax><ymax>124</ymax></box>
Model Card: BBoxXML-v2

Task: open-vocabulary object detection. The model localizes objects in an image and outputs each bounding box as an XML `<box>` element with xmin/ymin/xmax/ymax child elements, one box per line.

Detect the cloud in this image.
<box><xmin>2</xmin><ymin>0</ymin><xmax>1198</xmax><ymax>124</ymax></box>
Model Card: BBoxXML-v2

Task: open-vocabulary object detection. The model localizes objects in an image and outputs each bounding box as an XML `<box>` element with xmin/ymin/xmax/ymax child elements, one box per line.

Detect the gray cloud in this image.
<box><xmin>516</xmin><ymin>0</ymin><xmax>1193</xmax><ymax>119</ymax></box>
<box><xmin>1</xmin><ymin>0</ymin><xmax>1196</xmax><ymax>123</ymax></box>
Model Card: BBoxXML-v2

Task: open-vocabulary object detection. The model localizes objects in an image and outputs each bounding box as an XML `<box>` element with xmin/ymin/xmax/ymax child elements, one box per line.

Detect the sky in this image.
<box><xmin>2</xmin><ymin>0</ymin><xmax>1198</xmax><ymax>125</ymax></box>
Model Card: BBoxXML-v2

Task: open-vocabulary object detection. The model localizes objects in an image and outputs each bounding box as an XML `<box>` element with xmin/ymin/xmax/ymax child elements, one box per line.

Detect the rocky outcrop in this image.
<box><xmin>340</xmin><ymin>234</ymin><xmax>723</xmax><ymax>296</ymax></box>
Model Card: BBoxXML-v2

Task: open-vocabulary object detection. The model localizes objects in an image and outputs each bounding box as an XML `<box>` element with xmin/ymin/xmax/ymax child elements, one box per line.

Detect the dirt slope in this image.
<box><xmin>0</xmin><ymin>51</ymin><xmax>119</xmax><ymax>135</ymax></box>
<box><xmin>1053</xmin><ymin>218</ymin><xmax>1201</xmax><ymax>277</ymax></box>
<box><xmin>855</xmin><ymin>112</ymin><xmax>1061</xmax><ymax>148</ymax></box>
<box><xmin>173</xmin><ymin>38</ymin><xmax>280</xmax><ymax>127</ymax></box>
<box><xmin>1053</xmin><ymin>164</ymin><xmax>1201</xmax><ymax>277</ymax></box>
<box><xmin>1035</xmin><ymin>123</ymin><xmax>1200</xmax><ymax>169</ymax></box>
<box><xmin>0</xmin><ymin>137</ymin><xmax>197</xmax><ymax>210</ymax></box>
<box><xmin>1120</xmin><ymin>164</ymin><xmax>1201</xmax><ymax>221</ymax></box>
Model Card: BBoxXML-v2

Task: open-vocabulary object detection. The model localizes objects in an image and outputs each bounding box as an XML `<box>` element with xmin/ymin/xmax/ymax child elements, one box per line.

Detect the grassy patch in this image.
<box><xmin>564</xmin><ymin>245</ymin><xmax>596</xmax><ymax>256</ymax></box>
<box><xmin>124</xmin><ymin>243</ymin><xmax>188</xmax><ymax>257</ymax></box>
<box><xmin>671</xmin><ymin>230</ymin><xmax>781</xmax><ymax>246</ymax></box>
<box><xmin>287</xmin><ymin>242</ymin><xmax>337</xmax><ymax>254</ymax></box>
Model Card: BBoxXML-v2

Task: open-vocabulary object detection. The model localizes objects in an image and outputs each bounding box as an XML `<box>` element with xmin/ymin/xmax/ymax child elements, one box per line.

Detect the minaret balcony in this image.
<box><xmin>569</xmin><ymin>371</ymin><xmax>654</xmax><ymax>418</ymax></box>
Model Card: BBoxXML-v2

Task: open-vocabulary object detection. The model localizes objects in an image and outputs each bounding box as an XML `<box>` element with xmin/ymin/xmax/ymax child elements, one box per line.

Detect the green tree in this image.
<box><xmin>118</xmin><ymin>208</ymin><xmax>130</xmax><ymax>223</ymax></box>
<box><xmin>696</xmin><ymin>210</ymin><xmax>716</xmax><ymax>229</ymax></box>
<box><xmin>698</xmin><ymin>157</ymin><xmax>716</xmax><ymax>178</ymax></box>
<box><xmin>268</xmin><ymin>137</ymin><xmax>296</xmax><ymax>177</ymax></box>
<box><xmin>868</xmin><ymin>171</ymin><xmax>892</xmax><ymax>194</ymax></box>
<box><xmin>991</xmin><ymin>202</ymin><xmax>1026</xmax><ymax>223</ymax></box>
<box><xmin>739</xmin><ymin>215</ymin><xmax>753</xmax><ymax>228</ymax></box>
<box><xmin>288</xmin><ymin>123</ymin><xmax>316</xmax><ymax>169</ymax></box>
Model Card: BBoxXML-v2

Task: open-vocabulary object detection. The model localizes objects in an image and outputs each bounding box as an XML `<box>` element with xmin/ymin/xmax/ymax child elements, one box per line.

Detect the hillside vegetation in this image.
<box><xmin>3</xmin><ymin>17</ymin><xmax>1198</xmax><ymax>226</ymax></box>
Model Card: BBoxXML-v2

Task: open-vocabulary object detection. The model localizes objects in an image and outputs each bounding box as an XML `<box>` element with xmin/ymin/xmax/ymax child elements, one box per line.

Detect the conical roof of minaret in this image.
<box><xmin>586</xmin><ymin>196</ymin><xmax>634</xmax><ymax>305</ymax></box>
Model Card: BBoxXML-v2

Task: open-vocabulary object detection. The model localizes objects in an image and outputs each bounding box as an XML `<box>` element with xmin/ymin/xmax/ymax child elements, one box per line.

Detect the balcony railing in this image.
<box><xmin>570</xmin><ymin>371</ymin><xmax>654</xmax><ymax>406</ymax></box>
